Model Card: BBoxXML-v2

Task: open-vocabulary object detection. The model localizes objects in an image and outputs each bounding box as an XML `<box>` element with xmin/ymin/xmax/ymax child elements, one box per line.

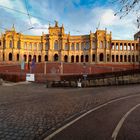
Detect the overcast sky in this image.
<box><xmin>0</xmin><ymin>0</ymin><xmax>139</xmax><ymax>39</ymax></box>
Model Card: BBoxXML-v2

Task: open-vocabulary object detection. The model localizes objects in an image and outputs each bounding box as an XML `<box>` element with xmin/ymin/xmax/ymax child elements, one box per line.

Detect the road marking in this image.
<box><xmin>44</xmin><ymin>93</ymin><xmax>140</xmax><ymax>140</ymax></box>
<box><xmin>112</xmin><ymin>103</ymin><xmax>140</xmax><ymax>140</ymax></box>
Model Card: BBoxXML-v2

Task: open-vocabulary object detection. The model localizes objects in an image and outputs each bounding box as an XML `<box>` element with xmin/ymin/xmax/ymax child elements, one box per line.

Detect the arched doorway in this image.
<box><xmin>112</xmin><ymin>55</ymin><xmax>114</xmax><ymax>62</ymax></box>
<box><xmin>99</xmin><ymin>53</ymin><xmax>104</xmax><ymax>62</ymax></box>
<box><xmin>92</xmin><ymin>54</ymin><xmax>95</xmax><ymax>62</ymax></box>
<box><xmin>24</xmin><ymin>54</ymin><xmax>27</xmax><ymax>62</ymax></box>
<box><xmin>124</xmin><ymin>55</ymin><xmax>127</xmax><ymax>62</ymax></box>
<box><xmin>29</xmin><ymin>55</ymin><xmax>32</xmax><ymax>62</ymax></box>
<box><xmin>71</xmin><ymin>55</ymin><xmax>74</xmax><ymax>63</ymax></box>
<box><xmin>17</xmin><ymin>54</ymin><xmax>19</xmax><ymax>61</ymax></box>
<box><xmin>33</xmin><ymin>55</ymin><xmax>36</xmax><ymax>62</ymax></box>
<box><xmin>9</xmin><ymin>53</ymin><xmax>12</xmax><ymax>61</ymax></box>
<box><xmin>38</xmin><ymin>55</ymin><xmax>41</xmax><ymax>62</ymax></box>
<box><xmin>116</xmin><ymin>55</ymin><xmax>119</xmax><ymax>62</ymax></box>
<box><xmin>76</xmin><ymin>55</ymin><xmax>79</xmax><ymax>63</ymax></box>
<box><xmin>81</xmin><ymin>55</ymin><xmax>84</xmax><ymax>62</ymax></box>
<box><xmin>45</xmin><ymin>55</ymin><xmax>48</xmax><ymax>61</ymax></box>
<box><xmin>64</xmin><ymin>55</ymin><xmax>68</xmax><ymax>62</ymax></box>
<box><xmin>85</xmin><ymin>55</ymin><xmax>89</xmax><ymax>62</ymax></box>
<box><xmin>54</xmin><ymin>54</ymin><xmax>59</xmax><ymax>61</ymax></box>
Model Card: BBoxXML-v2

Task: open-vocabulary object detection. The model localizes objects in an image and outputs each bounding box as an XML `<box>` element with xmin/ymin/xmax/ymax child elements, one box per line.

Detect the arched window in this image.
<box><xmin>99</xmin><ymin>53</ymin><xmax>104</xmax><ymax>61</ymax></box>
<box><xmin>24</xmin><ymin>43</ymin><xmax>27</xmax><ymax>50</ymax></box>
<box><xmin>131</xmin><ymin>44</ymin><xmax>134</xmax><ymax>50</ymax></box>
<box><xmin>38</xmin><ymin>43</ymin><xmax>42</xmax><ymax>51</ymax></box>
<box><xmin>54</xmin><ymin>40</ymin><xmax>59</xmax><ymax>50</ymax></box>
<box><xmin>124</xmin><ymin>43</ymin><xmax>127</xmax><ymax>50</ymax></box>
<box><xmin>128</xmin><ymin>43</ymin><xmax>131</xmax><ymax>50</ymax></box>
<box><xmin>76</xmin><ymin>43</ymin><xmax>79</xmax><ymax>51</ymax></box>
<box><xmin>100</xmin><ymin>41</ymin><xmax>103</xmax><ymax>49</ymax></box>
<box><xmin>17</xmin><ymin>54</ymin><xmax>19</xmax><ymax>61</ymax></box>
<box><xmin>85</xmin><ymin>42</ymin><xmax>90</xmax><ymax>50</ymax></box>
<box><xmin>64</xmin><ymin>55</ymin><xmax>68</xmax><ymax>62</ymax></box>
<box><xmin>81</xmin><ymin>42</ymin><xmax>84</xmax><ymax>50</ymax></box>
<box><xmin>106</xmin><ymin>41</ymin><xmax>110</xmax><ymax>49</ymax></box>
<box><xmin>17</xmin><ymin>40</ymin><xmax>20</xmax><ymax>49</ymax></box>
<box><xmin>34</xmin><ymin>43</ymin><xmax>37</xmax><ymax>51</ymax></box>
<box><xmin>116</xmin><ymin>43</ymin><xmax>118</xmax><ymax>50</ymax></box>
<box><xmin>9</xmin><ymin>53</ymin><xmax>12</xmax><ymax>61</ymax></box>
<box><xmin>54</xmin><ymin>54</ymin><xmax>59</xmax><ymax>61</ymax></box>
<box><xmin>29</xmin><ymin>43</ymin><xmax>32</xmax><ymax>50</ymax></box>
<box><xmin>9</xmin><ymin>40</ymin><xmax>12</xmax><ymax>48</ymax></box>
<box><xmin>120</xmin><ymin>43</ymin><xmax>123</xmax><ymax>50</ymax></box>
<box><xmin>92</xmin><ymin>42</ymin><xmax>96</xmax><ymax>50</ymax></box>
<box><xmin>71</xmin><ymin>43</ymin><xmax>74</xmax><ymax>51</ymax></box>
<box><xmin>76</xmin><ymin>55</ymin><xmax>79</xmax><ymax>62</ymax></box>
<box><xmin>38</xmin><ymin>55</ymin><xmax>41</xmax><ymax>62</ymax></box>
<box><xmin>45</xmin><ymin>42</ymin><xmax>49</xmax><ymax>50</ymax></box>
<box><xmin>65</xmin><ymin>43</ymin><xmax>68</xmax><ymax>51</ymax></box>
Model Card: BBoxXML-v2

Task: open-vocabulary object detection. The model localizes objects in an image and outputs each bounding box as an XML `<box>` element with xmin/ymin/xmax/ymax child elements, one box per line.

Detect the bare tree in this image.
<box><xmin>113</xmin><ymin>0</ymin><xmax>140</xmax><ymax>28</ymax></box>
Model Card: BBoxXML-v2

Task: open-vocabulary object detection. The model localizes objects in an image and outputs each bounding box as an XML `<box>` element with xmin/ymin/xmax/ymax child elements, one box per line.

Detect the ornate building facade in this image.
<box><xmin>0</xmin><ymin>22</ymin><xmax>139</xmax><ymax>65</ymax></box>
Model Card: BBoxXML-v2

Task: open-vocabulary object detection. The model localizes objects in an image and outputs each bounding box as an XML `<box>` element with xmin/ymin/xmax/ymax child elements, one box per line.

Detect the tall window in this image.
<box><xmin>65</xmin><ymin>43</ymin><xmax>68</xmax><ymax>51</ymax></box>
<box><xmin>81</xmin><ymin>42</ymin><xmax>84</xmax><ymax>50</ymax></box>
<box><xmin>85</xmin><ymin>42</ymin><xmax>90</xmax><ymax>50</ymax></box>
<box><xmin>54</xmin><ymin>40</ymin><xmax>59</xmax><ymax>50</ymax></box>
<box><xmin>76</xmin><ymin>43</ymin><xmax>79</xmax><ymax>51</ymax></box>
<box><xmin>128</xmin><ymin>43</ymin><xmax>131</xmax><ymax>50</ymax></box>
<box><xmin>120</xmin><ymin>43</ymin><xmax>123</xmax><ymax>50</ymax></box>
<box><xmin>9</xmin><ymin>40</ymin><xmax>12</xmax><ymax>48</ymax></box>
<box><xmin>38</xmin><ymin>43</ymin><xmax>42</xmax><ymax>51</ymax></box>
<box><xmin>112</xmin><ymin>43</ymin><xmax>114</xmax><ymax>50</ymax></box>
<box><xmin>29</xmin><ymin>43</ymin><xmax>32</xmax><ymax>50</ymax></box>
<box><xmin>34</xmin><ymin>43</ymin><xmax>37</xmax><ymax>51</ymax></box>
<box><xmin>124</xmin><ymin>43</ymin><xmax>127</xmax><ymax>50</ymax></box>
<box><xmin>92</xmin><ymin>42</ymin><xmax>96</xmax><ymax>50</ymax></box>
<box><xmin>100</xmin><ymin>41</ymin><xmax>103</xmax><ymax>49</ymax></box>
<box><xmin>116</xmin><ymin>43</ymin><xmax>118</xmax><ymax>50</ymax></box>
<box><xmin>45</xmin><ymin>42</ymin><xmax>49</xmax><ymax>50</ymax></box>
<box><xmin>71</xmin><ymin>43</ymin><xmax>74</xmax><ymax>51</ymax></box>
<box><xmin>17</xmin><ymin>40</ymin><xmax>20</xmax><ymax>49</ymax></box>
<box><xmin>24</xmin><ymin>42</ymin><xmax>27</xmax><ymax>50</ymax></box>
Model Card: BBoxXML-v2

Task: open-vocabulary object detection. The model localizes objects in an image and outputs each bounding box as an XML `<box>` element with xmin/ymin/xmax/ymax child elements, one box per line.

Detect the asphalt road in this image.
<box><xmin>50</xmin><ymin>94</ymin><xmax>140</xmax><ymax>140</ymax></box>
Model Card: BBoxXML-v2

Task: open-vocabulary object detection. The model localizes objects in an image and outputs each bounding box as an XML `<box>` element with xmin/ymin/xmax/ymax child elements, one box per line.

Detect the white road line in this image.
<box><xmin>112</xmin><ymin>103</ymin><xmax>140</xmax><ymax>140</ymax></box>
<box><xmin>44</xmin><ymin>93</ymin><xmax>140</xmax><ymax>140</ymax></box>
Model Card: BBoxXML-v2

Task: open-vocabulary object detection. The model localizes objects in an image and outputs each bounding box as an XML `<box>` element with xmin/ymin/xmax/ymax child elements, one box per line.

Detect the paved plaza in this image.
<box><xmin>0</xmin><ymin>83</ymin><xmax>140</xmax><ymax>140</ymax></box>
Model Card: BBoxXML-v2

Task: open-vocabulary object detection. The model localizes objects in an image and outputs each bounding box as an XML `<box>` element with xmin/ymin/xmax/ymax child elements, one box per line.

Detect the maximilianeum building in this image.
<box><xmin>0</xmin><ymin>21</ymin><xmax>139</xmax><ymax>65</ymax></box>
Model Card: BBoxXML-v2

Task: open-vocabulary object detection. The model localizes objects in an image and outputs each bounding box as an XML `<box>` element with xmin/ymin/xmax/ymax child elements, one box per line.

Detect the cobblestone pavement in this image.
<box><xmin>0</xmin><ymin>83</ymin><xmax>140</xmax><ymax>140</ymax></box>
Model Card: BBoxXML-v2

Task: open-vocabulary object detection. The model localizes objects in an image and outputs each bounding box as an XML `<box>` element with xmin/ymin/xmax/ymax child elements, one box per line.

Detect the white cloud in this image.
<box><xmin>0</xmin><ymin>0</ymin><xmax>138</xmax><ymax>40</ymax></box>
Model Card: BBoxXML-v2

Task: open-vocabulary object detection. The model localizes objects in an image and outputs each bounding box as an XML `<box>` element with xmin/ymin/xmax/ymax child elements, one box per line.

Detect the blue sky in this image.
<box><xmin>0</xmin><ymin>0</ymin><xmax>138</xmax><ymax>39</ymax></box>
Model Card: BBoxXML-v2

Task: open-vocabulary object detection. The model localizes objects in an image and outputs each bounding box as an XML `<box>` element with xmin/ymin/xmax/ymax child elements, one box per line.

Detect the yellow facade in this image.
<box><xmin>0</xmin><ymin>22</ymin><xmax>139</xmax><ymax>64</ymax></box>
